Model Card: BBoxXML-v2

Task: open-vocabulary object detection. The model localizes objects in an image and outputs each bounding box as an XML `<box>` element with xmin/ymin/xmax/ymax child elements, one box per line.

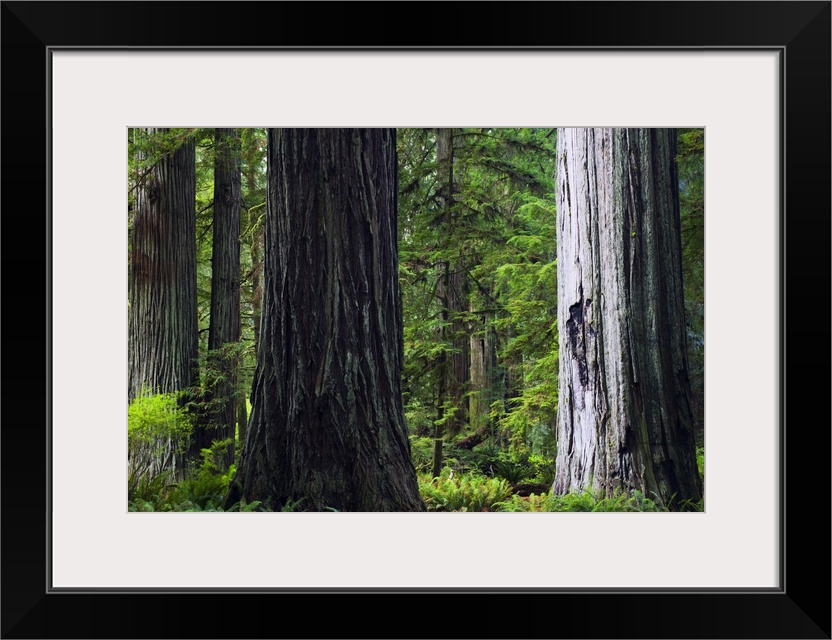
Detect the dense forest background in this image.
<box><xmin>127</xmin><ymin>127</ymin><xmax>704</xmax><ymax>512</ymax></box>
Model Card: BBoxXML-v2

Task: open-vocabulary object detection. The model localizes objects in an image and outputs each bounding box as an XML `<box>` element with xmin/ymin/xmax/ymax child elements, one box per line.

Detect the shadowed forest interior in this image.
<box><xmin>127</xmin><ymin>127</ymin><xmax>704</xmax><ymax>512</ymax></box>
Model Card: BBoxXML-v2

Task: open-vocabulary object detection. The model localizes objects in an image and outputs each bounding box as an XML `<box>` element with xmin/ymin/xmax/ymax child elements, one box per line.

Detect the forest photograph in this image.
<box><xmin>127</xmin><ymin>127</ymin><xmax>705</xmax><ymax>513</ymax></box>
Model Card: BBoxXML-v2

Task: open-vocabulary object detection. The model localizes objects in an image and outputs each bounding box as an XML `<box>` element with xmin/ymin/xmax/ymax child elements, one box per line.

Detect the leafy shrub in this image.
<box><xmin>454</xmin><ymin>443</ymin><xmax>500</xmax><ymax>475</ymax></box>
<box><xmin>548</xmin><ymin>488</ymin><xmax>663</xmax><ymax>512</ymax></box>
<box><xmin>493</xmin><ymin>488</ymin><xmax>664</xmax><ymax>512</ymax></box>
<box><xmin>128</xmin><ymin>438</ymin><xmax>269</xmax><ymax>512</ymax></box>
<box><xmin>467</xmin><ymin>448</ymin><xmax>534</xmax><ymax>483</ymax></box>
<box><xmin>408</xmin><ymin>435</ymin><xmax>435</xmax><ymax>474</ymax></box>
<box><xmin>491</xmin><ymin>454</ymin><xmax>532</xmax><ymax>484</ymax></box>
<box><xmin>168</xmin><ymin>439</ymin><xmax>236</xmax><ymax>511</ymax></box>
<box><xmin>418</xmin><ymin>472</ymin><xmax>513</xmax><ymax>512</ymax></box>
<box><xmin>696</xmin><ymin>446</ymin><xmax>704</xmax><ymax>482</ymax></box>
<box><xmin>128</xmin><ymin>392</ymin><xmax>193</xmax><ymax>500</ymax></box>
<box><xmin>527</xmin><ymin>453</ymin><xmax>555</xmax><ymax>485</ymax></box>
<box><xmin>493</xmin><ymin>493</ymin><xmax>557</xmax><ymax>512</ymax></box>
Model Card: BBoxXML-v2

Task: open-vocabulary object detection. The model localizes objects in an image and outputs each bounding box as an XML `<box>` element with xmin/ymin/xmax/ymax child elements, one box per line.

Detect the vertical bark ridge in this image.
<box><xmin>228</xmin><ymin>128</ymin><xmax>424</xmax><ymax>512</ymax></box>
<box><xmin>129</xmin><ymin>128</ymin><xmax>198</xmax><ymax>403</ymax></box>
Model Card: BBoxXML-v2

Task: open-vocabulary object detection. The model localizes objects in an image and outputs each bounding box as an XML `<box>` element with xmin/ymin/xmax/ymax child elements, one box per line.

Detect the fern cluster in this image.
<box><xmin>418</xmin><ymin>472</ymin><xmax>513</xmax><ymax>511</ymax></box>
<box><xmin>493</xmin><ymin>488</ymin><xmax>664</xmax><ymax>512</ymax></box>
<box><xmin>129</xmin><ymin>439</ymin><xmax>264</xmax><ymax>512</ymax></box>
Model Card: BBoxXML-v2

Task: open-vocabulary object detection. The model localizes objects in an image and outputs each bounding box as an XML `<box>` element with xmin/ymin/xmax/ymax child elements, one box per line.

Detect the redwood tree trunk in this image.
<box><xmin>432</xmin><ymin>128</ymin><xmax>469</xmax><ymax>477</ymax></box>
<box><xmin>128</xmin><ymin>129</ymin><xmax>198</xmax><ymax>403</ymax></box>
<box><xmin>196</xmin><ymin>128</ymin><xmax>242</xmax><ymax>468</ymax></box>
<box><xmin>226</xmin><ymin>128</ymin><xmax>425</xmax><ymax>512</ymax></box>
<box><xmin>553</xmin><ymin>128</ymin><xmax>702</xmax><ymax>508</ymax></box>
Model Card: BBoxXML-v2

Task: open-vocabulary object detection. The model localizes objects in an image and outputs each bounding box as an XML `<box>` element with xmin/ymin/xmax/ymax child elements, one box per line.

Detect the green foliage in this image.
<box><xmin>418</xmin><ymin>471</ymin><xmax>513</xmax><ymax>512</ymax></box>
<box><xmin>551</xmin><ymin>488</ymin><xmax>663</xmax><ymax>512</ymax></box>
<box><xmin>489</xmin><ymin>194</ymin><xmax>558</xmax><ymax>455</ymax></box>
<box><xmin>696</xmin><ymin>446</ymin><xmax>705</xmax><ymax>482</ymax></box>
<box><xmin>408</xmin><ymin>435</ymin><xmax>436</xmax><ymax>473</ymax></box>
<box><xmin>169</xmin><ymin>439</ymin><xmax>236</xmax><ymax>510</ymax></box>
<box><xmin>398</xmin><ymin>128</ymin><xmax>559</xmax><ymax>469</ymax></box>
<box><xmin>129</xmin><ymin>469</ymin><xmax>177</xmax><ymax>511</ymax></box>
<box><xmin>186</xmin><ymin>342</ymin><xmax>251</xmax><ymax>418</ymax></box>
<box><xmin>128</xmin><ymin>392</ymin><xmax>193</xmax><ymax>500</ymax></box>
<box><xmin>128</xmin><ymin>438</ymin><xmax>269</xmax><ymax>512</ymax></box>
<box><xmin>527</xmin><ymin>454</ymin><xmax>556</xmax><ymax>485</ymax></box>
<box><xmin>454</xmin><ymin>443</ymin><xmax>501</xmax><ymax>476</ymax></box>
<box><xmin>492</xmin><ymin>493</ymin><xmax>557</xmax><ymax>512</ymax></box>
<box><xmin>490</xmin><ymin>452</ymin><xmax>532</xmax><ymax>484</ymax></box>
<box><xmin>459</xmin><ymin>445</ymin><xmax>554</xmax><ymax>485</ymax></box>
<box><xmin>224</xmin><ymin>500</ymin><xmax>264</xmax><ymax>513</ymax></box>
<box><xmin>493</xmin><ymin>488</ymin><xmax>664</xmax><ymax>512</ymax></box>
<box><xmin>676</xmin><ymin>497</ymin><xmax>704</xmax><ymax>513</ymax></box>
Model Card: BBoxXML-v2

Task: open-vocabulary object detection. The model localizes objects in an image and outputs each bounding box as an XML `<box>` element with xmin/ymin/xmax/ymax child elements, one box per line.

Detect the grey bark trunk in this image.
<box><xmin>226</xmin><ymin>128</ymin><xmax>425</xmax><ymax>512</ymax></box>
<box><xmin>553</xmin><ymin>128</ymin><xmax>702</xmax><ymax>508</ymax></box>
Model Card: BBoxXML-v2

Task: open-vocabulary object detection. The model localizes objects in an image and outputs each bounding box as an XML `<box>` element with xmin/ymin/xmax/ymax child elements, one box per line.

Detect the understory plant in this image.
<box><xmin>494</xmin><ymin>488</ymin><xmax>664</xmax><ymax>512</ymax></box>
<box><xmin>128</xmin><ymin>391</ymin><xmax>193</xmax><ymax>501</ymax></box>
<box><xmin>418</xmin><ymin>470</ymin><xmax>513</xmax><ymax>511</ymax></box>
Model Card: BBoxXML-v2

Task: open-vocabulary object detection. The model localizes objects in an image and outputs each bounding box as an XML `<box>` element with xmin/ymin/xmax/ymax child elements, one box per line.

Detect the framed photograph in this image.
<box><xmin>3</xmin><ymin>2</ymin><xmax>829</xmax><ymax>638</ymax></box>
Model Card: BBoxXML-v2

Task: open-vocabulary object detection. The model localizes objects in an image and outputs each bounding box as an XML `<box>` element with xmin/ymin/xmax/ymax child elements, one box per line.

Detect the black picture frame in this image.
<box><xmin>2</xmin><ymin>2</ymin><xmax>829</xmax><ymax>638</ymax></box>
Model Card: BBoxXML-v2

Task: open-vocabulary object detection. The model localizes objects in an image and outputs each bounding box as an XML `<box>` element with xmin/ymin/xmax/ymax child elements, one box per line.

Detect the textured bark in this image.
<box><xmin>226</xmin><ymin>128</ymin><xmax>425</xmax><ymax>512</ymax></box>
<box><xmin>553</xmin><ymin>128</ymin><xmax>702</xmax><ymax>507</ymax></box>
<box><xmin>128</xmin><ymin>129</ymin><xmax>198</xmax><ymax>403</ymax></box>
<box><xmin>195</xmin><ymin>128</ymin><xmax>242</xmax><ymax>468</ymax></box>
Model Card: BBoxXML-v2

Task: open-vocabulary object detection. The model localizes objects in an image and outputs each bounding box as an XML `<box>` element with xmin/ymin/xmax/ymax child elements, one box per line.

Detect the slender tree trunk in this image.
<box><xmin>432</xmin><ymin>128</ymin><xmax>452</xmax><ymax>475</ymax></box>
<box><xmin>226</xmin><ymin>128</ymin><xmax>425</xmax><ymax>512</ymax></box>
<box><xmin>432</xmin><ymin>128</ymin><xmax>469</xmax><ymax>474</ymax></box>
<box><xmin>553</xmin><ymin>128</ymin><xmax>702</xmax><ymax>508</ymax></box>
<box><xmin>195</xmin><ymin>128</ymin><xmax>242</xmax><ymax>469</ymax></box>
<box><xmin>469</xmin><ymin>305</ymin><xmax>495</xmax><ymax>432</ymax></box>
<box><xmin>448</xmin><ymin>266</ymin><xmax>469</xmax><ymax>436</ymax></box>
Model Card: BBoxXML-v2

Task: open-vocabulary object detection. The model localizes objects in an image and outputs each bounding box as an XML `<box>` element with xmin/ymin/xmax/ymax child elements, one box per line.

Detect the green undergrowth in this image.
<box><xmin>129</xmin><ymin>439</ymin><xmax>264</xmax><ymax>512</ymax></box>
<box><xmin>418</xmin><ymin>470</ymin><xmax>513</xmax><ymax>511</ymax></box>
<box><xmin>493</xmin><ymin>487</ymin><xmax>664</xmax><ymax>512</ymax></box>
<box><xmin>417</xmin><ymin>470</ymin><xmax>673</xmax><ymax>512</ymax></box>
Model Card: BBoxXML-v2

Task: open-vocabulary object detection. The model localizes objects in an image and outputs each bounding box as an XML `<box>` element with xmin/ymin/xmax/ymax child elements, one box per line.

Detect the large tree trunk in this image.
<box><xmin>128</xmin><ymin>129</ymin><xmax>198</xmax><ymax>402</ymax></box>
<box><xmin>128</xmin><ymin>128</ymin><xmax>198</xmax><ymax>479</ymax></box>
<box><xmin>553</xmin><ymin>128</ymin><xmax>702</xmax><ymax>508</ymax></box>
<box><xmin>226</xmin><ymin>128</ymin><xmax>425</xmax><ymax>512</ymax></box>
<box><xmin>195</xmin><ymin>128</ymin><xmax>242</xmax><ymax>469</ymax></box>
